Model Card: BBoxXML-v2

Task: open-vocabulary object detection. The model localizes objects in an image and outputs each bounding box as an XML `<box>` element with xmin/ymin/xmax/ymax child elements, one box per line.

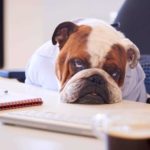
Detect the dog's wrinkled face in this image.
<box><xmin>52</xmin><ymin>21</ymin><xmax>140</xmax><ymax>104</ymax></box>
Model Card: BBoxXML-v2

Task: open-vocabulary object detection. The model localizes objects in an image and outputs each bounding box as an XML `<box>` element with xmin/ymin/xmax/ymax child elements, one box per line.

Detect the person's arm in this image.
<box><xmin>25</xmin><ymin>41</ymin><xmax>59</xmax><ymax>91</ymax></box>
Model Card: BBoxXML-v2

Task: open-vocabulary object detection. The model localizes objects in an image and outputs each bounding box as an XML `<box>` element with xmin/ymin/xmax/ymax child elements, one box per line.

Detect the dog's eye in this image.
<box><xmin>103</xmin><ymin>65</ymin><xmax>121</xmax><ymax>82</ymax></box>
<box><xmin>111</xmin><ymin>71</ymin><xmax>120</xmax><ymax>79</ymax></box>
<box><xmin>74</xmin><ymin>59</ymin><xmax>85</xmax><ymax>70</ymax></box>
<box><xmin>109</xmin><ymin>70</ymin><xmax>120</xmax><ymax>81</ymax></box>
<box><xmin>70</xmin><ymin>58</ymin><xmax>87</xmax><ymax>72</ymax></box>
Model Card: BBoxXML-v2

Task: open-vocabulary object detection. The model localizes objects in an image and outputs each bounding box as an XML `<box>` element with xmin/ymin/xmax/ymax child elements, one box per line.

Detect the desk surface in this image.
<box><xmin>0</xmin><ymin>78</ymin><xmax>150</xmax><ymax>150</ymax></box>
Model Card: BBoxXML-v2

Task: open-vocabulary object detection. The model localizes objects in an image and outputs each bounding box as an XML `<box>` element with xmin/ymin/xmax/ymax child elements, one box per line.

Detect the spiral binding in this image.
<box><xmin>0</xmin><ymin>98</ymin><xmax>43</xmax><ymax>111</ymax></box>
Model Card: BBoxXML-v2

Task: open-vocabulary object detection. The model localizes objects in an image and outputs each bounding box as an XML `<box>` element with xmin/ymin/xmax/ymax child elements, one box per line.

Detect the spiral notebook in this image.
<box><xmin>0</xmin><ymin>89</ymin><xmax>43</xmax><ymax>111</ymax></box>
<box><xmin>0</xmin><ymin>89</ymin><xmax>94</xmax><ymax>137</ymax></box>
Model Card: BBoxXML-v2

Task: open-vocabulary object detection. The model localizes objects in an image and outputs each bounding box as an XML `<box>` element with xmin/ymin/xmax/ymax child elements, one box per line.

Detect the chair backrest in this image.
<box><xmin>140</xmin><ymin>55</ymin><xmax>150</xmax><ymax>95</ymax></box>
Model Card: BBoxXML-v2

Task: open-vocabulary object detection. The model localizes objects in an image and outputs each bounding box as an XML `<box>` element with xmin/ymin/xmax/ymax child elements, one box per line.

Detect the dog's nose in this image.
<box><xmin>88</xmin><ymin>74</ymin><xmax>105</xmax><ymax>84</ymax></box>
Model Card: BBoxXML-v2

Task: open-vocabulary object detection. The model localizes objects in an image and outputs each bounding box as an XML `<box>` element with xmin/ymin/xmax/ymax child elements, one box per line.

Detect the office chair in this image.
<box><xmin>114</xmin><ymin>0</ymin><xmax>150</xmax><ymax>99</ymax></box>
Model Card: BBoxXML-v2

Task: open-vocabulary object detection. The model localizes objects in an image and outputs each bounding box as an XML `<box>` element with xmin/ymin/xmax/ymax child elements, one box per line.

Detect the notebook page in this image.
<box><xmin>0</xmin><ymin>89</ymin><xmax>37</xmax><ymax>103</ymax></box>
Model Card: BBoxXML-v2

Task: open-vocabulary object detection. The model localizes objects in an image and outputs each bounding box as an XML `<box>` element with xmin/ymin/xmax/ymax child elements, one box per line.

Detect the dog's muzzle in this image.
<box><xmin>60</xmin><ymin>68</ymin><xmax>122</xmax><ymax>104</ymax></box>
<box><xmin>75</xmin><ymin>74</ymin><xmax>109</xmax><ymax>104</ymax></box>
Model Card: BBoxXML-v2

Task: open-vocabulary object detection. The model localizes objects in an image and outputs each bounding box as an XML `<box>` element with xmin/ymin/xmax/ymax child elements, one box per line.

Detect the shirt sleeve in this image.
<box><xmin>25</xmin><ymin>41</ymin><xmax>59</xmax><ymax>91</ymax></box>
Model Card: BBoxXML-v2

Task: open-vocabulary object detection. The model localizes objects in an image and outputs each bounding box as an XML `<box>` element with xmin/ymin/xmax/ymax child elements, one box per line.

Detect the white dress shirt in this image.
<box><xmin>25</xmin><ymin>41</ymin><xmax>59</xmax><ymax>91</ymax></box>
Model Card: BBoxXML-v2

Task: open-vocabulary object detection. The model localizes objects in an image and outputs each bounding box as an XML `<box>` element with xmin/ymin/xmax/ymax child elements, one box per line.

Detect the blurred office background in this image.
<box><xmin>3</xmin><ymin>0</ymin><xmax>125</xmax><ymax>69</ymax></box>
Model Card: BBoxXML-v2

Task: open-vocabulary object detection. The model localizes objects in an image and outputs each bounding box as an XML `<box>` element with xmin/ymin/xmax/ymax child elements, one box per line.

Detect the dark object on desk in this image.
<box><xmin>105</xmin><ymin>132</ymin><xmax>150</xmax><ymax>150</ymax></box>
<box><xmin>147</xmin><ymin>98</ymin><xmax>150</xmax><ymax>104</ymax></box>
<box><xmin>0</xmin><ymin>70</ymin><xmax>25</xmax><ymax>82</ymax></box>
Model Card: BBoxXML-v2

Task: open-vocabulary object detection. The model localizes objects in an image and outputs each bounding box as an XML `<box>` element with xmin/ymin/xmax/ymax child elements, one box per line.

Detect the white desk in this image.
<box><xmin>0</xmin><ymin>78</ymin><xmax>150</xmax><ymax>150</ymax></box>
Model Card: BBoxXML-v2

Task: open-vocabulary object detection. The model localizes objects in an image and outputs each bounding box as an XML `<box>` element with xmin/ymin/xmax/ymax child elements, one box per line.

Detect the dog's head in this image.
<box><xmin>52</xmin><ymin>19</ymin><xmax>140</xmax><ymax>104</ymax></box>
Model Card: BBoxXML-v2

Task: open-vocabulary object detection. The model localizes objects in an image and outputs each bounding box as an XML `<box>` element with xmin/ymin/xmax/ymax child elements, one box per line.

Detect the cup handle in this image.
<box><xmin>92</xmin><ymin>113</ymin><xmax>107</xmax><ymax>139</ymax></box>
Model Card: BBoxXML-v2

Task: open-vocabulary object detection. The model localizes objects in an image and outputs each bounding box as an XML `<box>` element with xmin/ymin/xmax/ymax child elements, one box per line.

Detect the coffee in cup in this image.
<box><xmin>92</xmin><ymin>113</ymin><xmax>150</xmax><ymax>150</ymax></box>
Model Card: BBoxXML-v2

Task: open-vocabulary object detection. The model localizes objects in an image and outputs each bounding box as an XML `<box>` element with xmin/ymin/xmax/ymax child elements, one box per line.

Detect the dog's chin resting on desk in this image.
<box><xmin>52</xmin><ymin>19</ymin><xmax>147</xmax><ymax>104</ymax></box>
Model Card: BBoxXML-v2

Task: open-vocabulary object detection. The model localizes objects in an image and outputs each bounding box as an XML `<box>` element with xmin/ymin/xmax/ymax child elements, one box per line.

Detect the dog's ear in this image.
<box><xmin>119</xmin><ymin>39</ymin><xmax>140</xmax><ymax>68</ymax></box>
<box><xmin>52</xmin><ymin>22</ymin><xmax>78</xmax><ymax>49</ymax></box>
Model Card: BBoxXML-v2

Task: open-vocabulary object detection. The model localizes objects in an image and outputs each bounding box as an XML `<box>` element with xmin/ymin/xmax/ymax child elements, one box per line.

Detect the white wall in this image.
<box><xmin>4</xmin><ymin>0</ymin><xmax>125</xmax><ymax>69</ymax></box>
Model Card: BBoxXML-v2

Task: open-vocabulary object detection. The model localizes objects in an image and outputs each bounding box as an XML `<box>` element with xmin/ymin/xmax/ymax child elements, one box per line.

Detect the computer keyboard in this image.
<box><xmin>0</xmin><ymin>110</ymin><xmax>96</xmax><ymax>137</ymax></box>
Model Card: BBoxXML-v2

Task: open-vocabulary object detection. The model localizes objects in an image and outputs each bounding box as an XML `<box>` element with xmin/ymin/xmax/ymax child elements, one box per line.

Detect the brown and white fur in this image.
<box><xmin>52</xmin><ymin>19</ymin><xmax>147</xmax><ymax>104</ymax></box>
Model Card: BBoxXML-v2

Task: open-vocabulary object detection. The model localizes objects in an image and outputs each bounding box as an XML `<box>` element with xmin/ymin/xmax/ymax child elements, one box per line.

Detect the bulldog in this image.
<box><xmin>52</xmin><ymin>19</ymin><xmax>147</xmax><ymax>104</ymax></box>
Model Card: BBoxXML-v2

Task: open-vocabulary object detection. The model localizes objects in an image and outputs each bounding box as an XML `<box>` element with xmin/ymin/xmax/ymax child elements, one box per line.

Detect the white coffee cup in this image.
<box><xmin>92</xmin><ymin>113</ymin><xmax>150</xmax><ymax>150</ymax></box>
